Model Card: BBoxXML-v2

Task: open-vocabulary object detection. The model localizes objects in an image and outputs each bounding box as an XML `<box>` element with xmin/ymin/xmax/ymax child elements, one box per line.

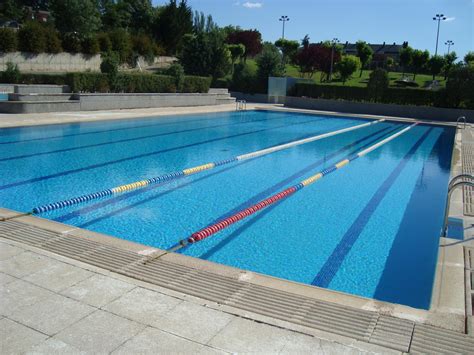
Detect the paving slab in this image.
<box><xmin>0</xmin><ymin>242</ymin><xmax>24</xmax><ymax>261</ymax></box>
<box><xmin>54</xmin><ymin>310</ymin><xmax>145</xmax><ymax>353</ymax></box>
<box><xmin>26</xmin><ymin>338</ymin><xmax>86</xmax><ymax>355</ymax></box>
<box><xmin>103</xmin><ymin>287</ymin><xmax>182</xmax><ymax>325</ymax></box>
<box><xmin>61</xmin><ymin>274</ymin><xmax>135</xmax><ymax>307</ymax></box>
<box><xmin>279</xmin><ymin>332</ymin><xmax>324</xmax><ymax>354</ymax></box>
<box><xmin>0</xmin><ymin>318</ymin><xmax>48</xmax><ymax>354</ymax></box>
<box><xmin>112</xmin><ymin>326</ymin><xmax>225</xmax><ymax>354</ymax></box>
<box><xmin>24</xmin><ymin>261</ymin><xmax>93</xmax><ymax>292</ymax></box>
<box><xmin>208</xmin><ymin>317</ymin><xmax>295</xmax><ymax>353</ymax></box>
<box><xmin>0</xmin><ymin>271</ymin><xmax>16</xmax><ymax>285</ymax></box>
<box><xmin>152</xmin><ymin>301</ymin><xmax>235</xmax><ymax>344</ymax></box>
<box><xmin>0</xmin><ymin>251</ymin><xmax>53</xmax><ymax>278</ymax></box>
<box><xmin>8</xmin><ymin>293</ymin><xmax>95</xmax><ymax>335</ymax></box>
<box><xmin>0</xmin><ymin>279</ymin><xmax>55</xmax><ymax>317</ymax></box>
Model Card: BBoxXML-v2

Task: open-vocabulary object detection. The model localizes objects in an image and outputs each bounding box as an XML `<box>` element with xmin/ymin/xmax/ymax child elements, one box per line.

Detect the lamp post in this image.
<box><xmin>433</xmin><ymin>14</ymin><xmax>447</xmax><ymax>56</ymax></box>
<box><xmin>445</xmin><ymin>40</ymin><xmax>454</xmax><ymax>55</ymax></box>
<box><xmin>329</xmin><ymin>38</ymin><xmax>339</xmax><ymax>82</ymax></box>
<box><xmin>279</xmin><ymin>16</ymin><xmax>289</xmax><ymax>39</ymax></box>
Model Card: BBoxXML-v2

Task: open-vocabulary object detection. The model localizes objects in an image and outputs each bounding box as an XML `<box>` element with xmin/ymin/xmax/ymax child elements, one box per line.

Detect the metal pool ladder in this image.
<box><xmin>236</xmin><ymin>100</ymin><xmax>247</xmax><ymax>111</ymax></box>
<box><xmin>442</xmin><ymin>174</ymin><xmax>474</xmax><ymax>238</ymax></box>
<box><xmin>457</xmin><ymin>116</ymin><xmax>467</xmax><ymax>129</ymax></box>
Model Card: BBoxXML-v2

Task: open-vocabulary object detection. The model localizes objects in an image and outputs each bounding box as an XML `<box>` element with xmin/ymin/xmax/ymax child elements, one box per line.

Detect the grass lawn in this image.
<box><xmin>244</xmin><ymin>59</ymin><xmax>446</xmax><ymax>89</ymax></box>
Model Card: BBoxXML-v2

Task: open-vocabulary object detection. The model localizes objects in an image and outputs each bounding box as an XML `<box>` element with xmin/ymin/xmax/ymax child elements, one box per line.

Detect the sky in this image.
<box><xmin>153</xmin><ymin>0</ymin><xmax>473</xmax><ymax>59</ymax></box>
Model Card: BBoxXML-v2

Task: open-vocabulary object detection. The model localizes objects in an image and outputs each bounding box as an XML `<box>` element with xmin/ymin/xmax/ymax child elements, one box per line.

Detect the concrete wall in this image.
<box><xmin>0</xmin><ymin>52</ymin><xmax>176</xmax><ymax>72</ymax></box>
<box><xmin>230</xmin><ymin>92</ymin><xmax>283</xmax><ymax>104</ymax></box>
<box><xmin>0</xmin><ymin>84</ymin><xmax>15</xmax><ymax>93</ymax></box>
<box><xmin>284</xmin><ymin>96</ymin><xmax>474</xmax><ymax>123</ymax></box>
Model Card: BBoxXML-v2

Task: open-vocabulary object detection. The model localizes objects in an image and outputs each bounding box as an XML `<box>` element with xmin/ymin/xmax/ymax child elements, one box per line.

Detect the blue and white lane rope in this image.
<box><xmin>4</xmin><ymin>119</ymin><xmax>384</xmax><ymax>218</ymax></box>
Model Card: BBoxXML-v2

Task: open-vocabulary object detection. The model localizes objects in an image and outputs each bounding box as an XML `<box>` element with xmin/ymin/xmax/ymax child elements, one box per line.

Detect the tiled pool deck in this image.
<box><xmin>1</xmin><ymin>105</ymin><xmax>473</xmax><ymax>353</ymax></box>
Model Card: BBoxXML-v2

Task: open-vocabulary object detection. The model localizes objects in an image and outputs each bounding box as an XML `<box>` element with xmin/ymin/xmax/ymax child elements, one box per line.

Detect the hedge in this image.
<box><xmin>291</xmin><ymin>83</ymin><xmax>444</xmax><ymax>107</ymax></box>
<box><xmin>0</xmin><ymin>71</ymin><xmax>211</xmax><ymax>94</ymax></box>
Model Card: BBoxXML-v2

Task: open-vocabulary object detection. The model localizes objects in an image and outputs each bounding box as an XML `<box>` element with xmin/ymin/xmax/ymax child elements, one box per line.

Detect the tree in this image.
<box><xmin>153</xmin><ymin>0</ymin><xmax>193</xmax><ymax>55</ymax></box>
<box><xmin>165</xmin><ymin>63</ymin><xmax>185</xmax><ymax>91</ymax></box>
<box><xmin>464</xmin><ymin>51</ymin><xmax>474</xmax><ymax>65</ymax></box>
<box><xmin>193</xmin><ymin>11</ymin><xmax>217</xmax><ymax>33</ymax></box>
<box><xmin>355</xmin><ymin>40</ymin><xmax>373</xmax><ymax>77</ymax></box>
<box><xmin>443</xmin><ymin>51</ymin><xmax>457</xmax><ymax>79</ymax></box>
<box><xmin>256</xmin><ymin>43</ymin><xmax>284</xmax><ymax>81</ymax></box>
<box><xmin>179</xmin><ymin>30</ymin><xmax>231</xmax><ymax>80</ymax></box>
<box><xmin>226</xmin><ymin>29</ymin><xmax>263</xmax><ymax>61</ymax></box>
<box><xmin>49</xmin><ymin>0</ymin><xmax>101</xmax><ymax>35</ymax></box>
<box><xmin>411</xmin><ymin>49</ymin><xmax>429</xmax><ymax>80</ymax></box>
<box><xmin>275</xmin><ymin>38</ymin><xmax>299</xmax><ymax>65</ymax></box>
<box><xmin>367</xmin><ymin>68</ymin><xmax>389</xmax><ymax>101</ymax></box>
<box><xmin>18</xmin><ymin>21</ymin><xmax>46</xmax><ymax>53</ymax></box>
<box><xmin>0</xmin><ymin>28</ymin><xmax>18</xmax><ymax>52</ymax></box>
<box><xmin>0</xmin><ymin>0</ymin><xmax>24</xmax><ymax>21</ymax></box>
<box><xmin>44</xmin><ymin>26</ymin><xmax>62</xmax><ymax>53</ymax></box>
<box><xmin>318</xmin><ymin>42</ymin><xmax>342</xmax><ymax>82</ymax></box>
<box><xmin>227</xmin><ymin>44</ymin><xmax>245</xmax><ymax>73</ymax></box>
<box><xmin>446</xmin><ymin>66</ymin><xmax>474</xmax><ymax>108</ymax></box>
<box><xmin>336</xmin><ymin>55</ymin><xmax>360</xmax><ymax>84</ymax></box>
<box><xmin>428</xmin><ymin>55</ymin><xmax>445</xmax><ymax>80</ymax></box>
<box><xmin>121</xmin><ymin>0</ymin><xmax>154</xmax><ymax>33</ymax></box>
<box><xmin>109</xmin><ymin>28</ymin><xmax>132</xmax><ymax>63</ymax></box>
<box><xmin>399</xmin><ymin>46</ymin><xmax>413</xmax><ymax>76</ymax></box>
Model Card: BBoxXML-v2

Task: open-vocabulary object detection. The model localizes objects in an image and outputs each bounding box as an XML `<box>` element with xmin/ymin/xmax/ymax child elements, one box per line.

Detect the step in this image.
<box><xmin>9</xmin><ymin>93</ymin><xmax>77</xmax><ymax>102</ymax></box>
<box><xmin>0</xmin><ymin>100</ymin><xmax>80</xmax><ymax>114</ymax></box>
<box><xmin>216</xmin><ymin>97</ymin><xmax>236</xmax><ymax>105</ymax></box>
<box><xmin>14</xmin><ymin>84</ymin><xmax>71</xmax><ymax>94</ymax></box>
<box><xmin>208</xmin><ymin>88</ymin><xmax>229</xmax><ymax>94</ymax></box>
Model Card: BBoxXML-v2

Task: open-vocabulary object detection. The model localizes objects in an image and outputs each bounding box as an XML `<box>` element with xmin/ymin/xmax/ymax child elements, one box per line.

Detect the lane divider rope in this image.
<box><xmin>168</xmin><ymin>122</ymin><xmax>418</xmax><ymax>253</ymax></box>
<box><xmin>1</xmin><ymin>118</ymin><xmax>384</xmax><ymax>221</ymax></box>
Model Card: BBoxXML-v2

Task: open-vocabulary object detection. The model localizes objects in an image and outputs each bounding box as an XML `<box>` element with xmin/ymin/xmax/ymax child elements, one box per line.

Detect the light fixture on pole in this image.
<box><xmin>445</xmin><ymin>40</ymin><xmax>454</xmax><ymax>55</ymax></box>
<box><xmin>433</xmin><ymin>14</ymin><xmax>447</xmax><ymax>56</ymax></box>
<box><xmin>279</xmin><ymin>16</ymin><xmax>289</xmax><ymax>39</ymax></box>
<box><xmin>329</xmin><ymin>38</ymin><xmax>340</xmax><ymax>82</ymax></box>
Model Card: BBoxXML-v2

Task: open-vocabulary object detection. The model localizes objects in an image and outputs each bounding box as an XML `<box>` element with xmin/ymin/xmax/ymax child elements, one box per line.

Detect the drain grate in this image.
<box><xmin>462</xmin><ymin>131</ymin><xmax>474</xmax><ymax>216</ymax></box>
<box><xmin>1</xmin><ymin>220</ymin><xmax>473</xmax><ymax>353</ymax></box>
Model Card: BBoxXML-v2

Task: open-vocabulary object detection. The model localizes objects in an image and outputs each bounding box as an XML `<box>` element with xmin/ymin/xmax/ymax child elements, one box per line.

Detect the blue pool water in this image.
<box><xmin>0</xmin><ymin>93</ymin><xmax>8</xmax><ymax>101</ymax></box>
<box><xmin>0</xmin><ymin>110</ymin><xmax>454</xmax><ymax>309</ymax></box>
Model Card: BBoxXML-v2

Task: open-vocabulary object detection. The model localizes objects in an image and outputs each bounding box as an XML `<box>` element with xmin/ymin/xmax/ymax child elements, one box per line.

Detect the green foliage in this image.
<box><xmin>230</xmin><ymin>62</ymin><xmax>262</xmax><ymax>93</ymax></box>
<box><xmin>18</xmin><ymin>22</ymin><xmax>46</xmax><ymax>53</ymax></box>
<box><xmin>443</xmin><ymin>52</ymin><xmax>457</xmax><ymax>79</ymax></box>
<box><xmin>109</xmin><ymin>29</ymin><xmax>132</xmax><ymax>63</ymax></box>
<box><xmin>411</xmin><ymin>49</ymin><xmax>429</xmax><ymax>80</ymax></box>
<box><xmin>96</xmin><ymin>33</ymin><xmax>113</xmax><ymax>53</ymax></box>
<box><xmin>153</xmin><ymin>0</ymin><xmax>193</xmax><ymax>54</ymax></box>
<box><xmin>165</xmin><ymin>63</ymin><xmax>185</xmax><ymax>91</ymax></box>
<box><xmin>61</xmin><ymin>33</ymin><xmax>82</xmax><ymax>53</ymax></box>
<box><xmin>181</xmin><ymin>75</ymin><xmax>212</xmax><ymax>93</ymax></box>
<box><xmin>428</xmin><ymin>55</ymin><xmax>445</xmax><ymax>79</ymax></box>
<box><xmin>399</xmin><ymin>46</ymin><xmax>413</xmax><ymax>74</ymax></box>
<box><xmin>227</xmin><ymin>44</ymin><xmax>245</xmax><ymax>67</ymax></box>
<box><xmin>275</xmin><ymin>38</ymin><xmax>299</xmax><ymax>65</ymax></box>
<box><xmin>44</xmin><ymin>27</ymin><xmax>62</xmax><ymax>53</ymax></box>
<box><xmin>81</xmin><ymin>36</ymin><xmax>100</xmax><ymax>55</ymax></box>
<box><xmin>49</xmin><ymin>0</ymin><xmax>102</xmax><ymax>35</ymax></box>
<box><xmin>0</xmin><ymin>28</ymin><xmax>18</xmax><ymax>52</ymax></box>
<box><xmin>464</xmin><ymin>52</ymin><xmax>474</xmax><ymax>65</ymax></box>
<box><xmin>131</xmin><ymin>34</ymin><xmax>155</xmax><ymax>62</ymax></box>
<box><xmin>193</xmin><ymin>10</ymin><xmax>218</xmax><ymax>33</ymax></box>
<box><xmin>100</xmin><ymin>53</ymin><xmax>119</xmax><ymax>76</ymax></box>
<box><xmin>367</xmin><ymin>68</ymin><xmax>389</xmax><ymax>101</ymax></box>
<box><xmin>335</xmin><ymin>55</ymin><xmax>360</xmax><ymax>84</ymax></box>
<box><xmin>66</xmin><ymin>72</ymin><xmax>110</xmax><ymax>92</ymax></box>
<box><xmin>256</xmin><ymin>43</ymin><xmax>284</xmax><ymax>83</ymax></box>
<box><xmin>445</xmin><ymin>65</ymin><xmax>474</xmax><ymax>108</ymax></box>
<box><xmin>3</xmin><ymin>62</ymin><xmax>20</xmax><ymax>83</ymax></box>
<box><xmin>0</xmin><ymin>0</ymin><xmax>24</xmax><ymax>21</ymax></box>
<box><xmin>179</xmin><ymin>31</ymin><xmax>231</xmax><ymax>80</ymax></box>
<box><xmin>355</xmin><ymin>40</ymin><xmax>373</xmax><ymax>76</ymax></box>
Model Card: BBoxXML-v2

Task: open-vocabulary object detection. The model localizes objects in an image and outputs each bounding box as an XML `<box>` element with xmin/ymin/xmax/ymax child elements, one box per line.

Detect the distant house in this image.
<box><xmin>0</xmin><ymin>20</ymin><xmax>21</xmax><ymax>30</ymax></box>
<box><xmin>342</xmin><ymin>41</ymin><xmax>408</xmax><ymax>67</ymax></box>
<box><xmin>24</xmin><ymin>7</ymin><xmax>50</xmax><ymax>23</ymax></box>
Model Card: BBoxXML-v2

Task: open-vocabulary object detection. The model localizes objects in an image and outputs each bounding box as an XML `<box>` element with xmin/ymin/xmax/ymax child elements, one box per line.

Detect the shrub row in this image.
<box><xmin>0</xmin><ymin>72</ymin><xmax>211</xmax><ymax>94</ymax></box>
<box><xmin>291</xmin><ymin>83</ymin><xmax>453</xmax><ymax>108</ymax></box>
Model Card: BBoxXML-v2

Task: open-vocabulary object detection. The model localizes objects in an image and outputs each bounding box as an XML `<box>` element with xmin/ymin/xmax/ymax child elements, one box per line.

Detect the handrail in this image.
<box><xmin>236</xmin><ymin>100</ymin><xmax>247</xmax><ymax>111</ymax></box>
<box><xmin>456</xmin><ymin>116</ymin><xmax>467</xmax><ymax>129</ymax></box>
<box><xmin>442</xmin><ymin>180</ymin><xmax>474</xmax><ymax>238</ymax></box>
<box><xmin>448</xmin><ymin>174</ymin><xmax>474</xmax><ymax>189</ymax></box>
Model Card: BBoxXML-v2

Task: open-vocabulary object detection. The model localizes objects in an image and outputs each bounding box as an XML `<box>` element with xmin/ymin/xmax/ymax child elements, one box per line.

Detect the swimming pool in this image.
<box><xmin>0</xmin><ymin>110</ymin><xmax>455</xmax><ymax>309</ymax></box>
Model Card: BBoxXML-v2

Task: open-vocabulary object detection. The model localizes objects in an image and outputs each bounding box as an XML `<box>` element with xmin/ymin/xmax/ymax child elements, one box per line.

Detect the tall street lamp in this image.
<box><xmin>329</xmin><ymin>38</ymin><xmax>340</xmax><ymax>82</ymax></box>
<box><xmin>445</xmin><ymin>40</ymin><xmax>454</xmax><ymax>55</ymax></box>
<box><xmin>279</xmin><ymin>16</ymin><xmax>289</xmax><ymax>39</ymax></box>
<box><xmin>433</xmin><ymin>14</ymin><xmax>446</xmax><ymax>56</ymax></box>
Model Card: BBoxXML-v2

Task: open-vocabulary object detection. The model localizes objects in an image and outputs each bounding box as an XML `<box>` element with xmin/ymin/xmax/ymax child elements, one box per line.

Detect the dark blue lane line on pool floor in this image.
<box><xmin>373</xmin><ymin>127</ymin><xmax>454</xmax><ymax>309</ymax></box>
<box><xmin>0</xmin><ymin>114</ymin><xmax>324</xmax><ymax>162</ymax></box>
<box><xmin>197</xmin><ymin>125</ymin><xmax>400</xmax><ymax>259</ymax></box>
<box><xmin>311</xmin><ymin>127</ymin><xmax>433</xmax><ymax>288</ymax></box>
<box><xmin>0</xmin><ymin>117</ymin><xmax>324</xmax><ymax>192</ymax></box>
<box><xmin>52</xmin><ymin>125</ymin><xmax>347</xmax><ymax>224</ymax></box>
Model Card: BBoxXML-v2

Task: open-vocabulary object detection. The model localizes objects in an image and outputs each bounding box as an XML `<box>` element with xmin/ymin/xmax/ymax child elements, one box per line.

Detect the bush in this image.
<box><xmin>230</xmin><ymin>63</ymin><xmax>263</xmax><ymax>93</ymax></box>
<box><xmin>213</xmin><ymin>78</ymin><xmax>230</xmax><ymax>88</ymax></box>
<box><xmin>165</xmin><ymin>63</ymin><xmax>185</xmax><ymax>91</ymax></box>
<box><xmin>132</xmin><ymin>34</ymin><xmax>155</xmax><ymax>62</ymax></box>
<box><xmin>367</xmin><ymin>68</ymin><xmax>389</xmax><ymax>101</ymax></box>
<box><xmin>61</xmin><ymin>33</ymin><xmax>82</xmax><ymax>53</ymax></box>
<box><xmin>335</xmin><ymin>55</ymin><xmax>360</xmax><ymax>84</ymax></box>
<box><xmin>82</xmin><ymin>36</ymin><xmax>100</xmax><ymax>55</ymax></box>
<box><xmin>96</xmin><ymin>33</ymin><xmax>112</xmax><ymax>53</ymax></box>
<box><xmin>182</xmin><ymin>76</ymin><xmax>212</xmax><ymax>93</ymax></box>
<box><xmin>445</xmin><ymin>65</ymin><xmax>474</xmax><ymax>108</ymax></box>
<box><xmin>44</xmin><ymin>27</ymin><xmax>62</xmax><ymax>53</ymax></box>
<box><xmin>109</xmin><ymin>29</ymin><xmax>132</xmax><ymax>64</ymax></box>
<box><xmin>112</xmin><ymin>74</ymin><xmax>176</xmax><ymax>93</ymax></box>
<box><xmin>100</xmin><ymin>53</ymin><xmax>119</xmax><ymax>75</ymax></box>
<box><xmin>3</xmin><ymin>62</ymin><xmax>21</xmax><ymax>83</ymax></box>
<box><xmin>0</xmin><ymin>28</ymin><xmax>18</xmax><ymax>52</ymax></box>
<box><xmin>66</xmin><ymin>73</ymin><xmax>110</xmax><ymax>92</ymax></box>
<box><xmin>18</xmin><ymin>22</ymin><xmax>46</xmax><ymax>53</ymax></box>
